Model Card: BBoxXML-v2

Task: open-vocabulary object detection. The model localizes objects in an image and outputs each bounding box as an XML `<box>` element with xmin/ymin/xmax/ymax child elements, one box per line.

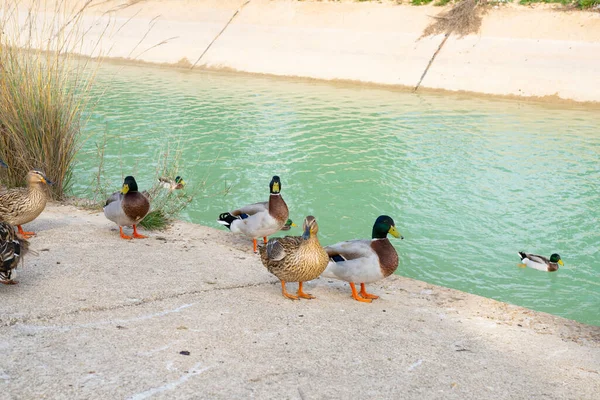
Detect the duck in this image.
<box><xmin>322</xmin><ymin>215</ymin><xmax>403</xmax><ymax>303</ymax></box>
<box><xmin>159</xmin><ymin>176</ymin><xmax>185</xmax><ymax>191</ymax></box>
<box><xmin>259</xmin><ymin>215</ymin><xmax>329</xmax><ymax>300</ymax></box>
<box><xmin>0</xmin><ymin>160</ymin><xmax>30</xmax><ymax>285</ymax></box>
<box><xmin>0</xmin><ymin>170</ymin><xmax>53</xmax><ymax>239</ymax></box>
<box><xmin>104</xmin><ymin>176</ymin><xmax>150</xmax><ymax>240</ymax></box>
<box><xmin>231</xmin><ymin>202</ymin><xmax>296</xmax><ymax>231</ymax></box>
<box><xmin>217</xmin><ymin>176</ymin><xmax>290</xmax><ymax>253</ymax></box>
<box><xmin>517</xmin><ymin>252</ymin><xmax>564</xmax><ymax>272</ymax></box>
<box><xmin>0</xmin><ymin>222</ymin><xmax>30</xmax><ymax>285</ymax></box>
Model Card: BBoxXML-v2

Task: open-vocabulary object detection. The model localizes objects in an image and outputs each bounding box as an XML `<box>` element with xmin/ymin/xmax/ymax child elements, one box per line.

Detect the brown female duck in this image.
<box><xmin>322</xmin><ymin>215</ymin><xmax>403</xmax><ymax>303</ymax></box>
<box><xmin>218</xmin><ymin>176</ymin><xmax>290</xmax><ymax>253</ymax></box>
<box><xmin>259</xmin><ymin>216</ymin><xmax>329</xmax><ymax>300</ymax></box>
<box><xmin>0</xmin><ymin>170</ymin><xmax>53</xmax><ymax>239</ymax></box>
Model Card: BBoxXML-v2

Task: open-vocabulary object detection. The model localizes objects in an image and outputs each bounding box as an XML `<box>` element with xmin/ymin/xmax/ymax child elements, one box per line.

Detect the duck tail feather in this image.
<box><xmin>217</xmin><ymin>212</ymin><xmax>239</xmax><ymax>229</ymax></box>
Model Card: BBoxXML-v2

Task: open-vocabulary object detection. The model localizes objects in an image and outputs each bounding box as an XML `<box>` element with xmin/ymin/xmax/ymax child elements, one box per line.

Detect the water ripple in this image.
<box><xmin>72</xmin><ymin>63</ymin><xmax>600</xmax><ymax>326</ymax></box>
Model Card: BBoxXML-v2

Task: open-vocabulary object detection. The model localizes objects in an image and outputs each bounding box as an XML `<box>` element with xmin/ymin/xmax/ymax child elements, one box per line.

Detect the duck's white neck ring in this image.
<box><xmin>270</xmin><ymin>193</ymin><xmax>281</xmax><ymax>196</ymax></box>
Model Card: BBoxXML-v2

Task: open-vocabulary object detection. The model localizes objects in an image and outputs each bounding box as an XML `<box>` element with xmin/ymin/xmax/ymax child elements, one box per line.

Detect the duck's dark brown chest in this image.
<box><xmin>371</xmin><ymin>239</ymin><xmax>399</xmax><ymax>277</ymax></box>
<box><xmin>268</xmin><ymin>194</ymin><xmax>289</xmax><ymax>223</ymax></box>
<box><xmin>122</xmin><ymin>192</ymin><xmax>150</xmax><ymax>221</ymax></box>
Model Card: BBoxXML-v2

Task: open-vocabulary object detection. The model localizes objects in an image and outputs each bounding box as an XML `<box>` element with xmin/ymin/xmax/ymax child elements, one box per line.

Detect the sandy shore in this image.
<box><xmin>3</xmin><ymin>0</ymin><xmax>600</xmax><ymax>104</ymax></box>
<box><xmin>1</xmin><ymin>203</ymin><xmax>599</xmax><ymax>398</ymax></box>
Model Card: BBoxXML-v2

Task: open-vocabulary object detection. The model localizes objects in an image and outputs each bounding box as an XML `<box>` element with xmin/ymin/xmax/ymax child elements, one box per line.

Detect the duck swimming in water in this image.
<box><xmin>518</xmin><ymin>252</ymin><xmax>564</xmax><ymax>272</ymax></box>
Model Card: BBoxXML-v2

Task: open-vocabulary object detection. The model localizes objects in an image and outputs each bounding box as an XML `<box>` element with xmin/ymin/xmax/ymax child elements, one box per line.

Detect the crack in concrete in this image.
<box><xmin>414</xmin><ymin>33</ymin><xmax>450</xmax><ymax>92</ymax></box>
<box><xmin>0</xmin><ymin>280</ymin><xmax>276</xmax><ymax>327</ymax></box>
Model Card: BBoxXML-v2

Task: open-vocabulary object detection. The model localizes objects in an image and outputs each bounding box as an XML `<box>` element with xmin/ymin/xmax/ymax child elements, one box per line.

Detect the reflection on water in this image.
<box><xmin>73</xmin><ymin>62</ymin><xmax>600</xmax><ymax>326</ymax></box>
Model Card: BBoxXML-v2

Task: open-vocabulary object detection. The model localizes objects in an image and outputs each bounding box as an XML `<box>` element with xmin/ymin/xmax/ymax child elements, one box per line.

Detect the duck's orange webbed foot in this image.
<box><xmin>1</xmin><ymin>280</ymin><xmax>18</xmax><ymax>285</ymax></box>
<box><xmin>253</xmin><ymin>239</ymin><xmax>258</xmax><ymax>254</ymax></box>
<box><xmin>17</xmin><ymin>225</ymin><xmax>35</xmax><ymax>239</ymax></box>
<box><xmin>350</xmin><ymin>282</ymin><xmax>372</xmax><ymax>303</ymax></box>
<box><xmin>132</xmin><ymin>225</ymin><xmax>147</xmax><ymax>239</ymax></box>
<box><xmin>359</xmin><ymin>283</ymin><xmax>379</xmax><ymax>300</ymax></box>
<box><xmin>281</xmin><ymin>280</ymin><xmax>299</xmax><ymax>300</ymax></box>
<box><xmin>119</xmin><ymin>226</ymin><xmax>132</xmax><ymax>240</ymax></box>
<box><xmin>297</xmin><ymin>282</ymin><xmax>315</xmax><ymax>299</ymax></box>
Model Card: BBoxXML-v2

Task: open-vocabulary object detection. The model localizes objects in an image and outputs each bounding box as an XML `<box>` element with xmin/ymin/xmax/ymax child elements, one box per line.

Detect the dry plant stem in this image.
<box><xmin>0</xmin><ymin>0</ymin><xmax>105</xmax><ymax>199</ymax></box>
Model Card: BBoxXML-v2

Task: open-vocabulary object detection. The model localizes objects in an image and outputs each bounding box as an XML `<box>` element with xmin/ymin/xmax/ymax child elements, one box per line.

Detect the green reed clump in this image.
<box><xmin>0</xmin><ymin>0</ymin><xmax>97</xmax><ymax>199</ymax></box>
<box><xmin>89</xmin><ymin>135</ymin><xmax>197</xmax><ymax>230</ymax></box>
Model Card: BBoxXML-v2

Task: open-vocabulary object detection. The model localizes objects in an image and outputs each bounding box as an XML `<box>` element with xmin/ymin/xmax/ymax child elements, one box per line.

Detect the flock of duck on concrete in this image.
<box><xmin>0</xmin><ymin>163</ymin><xmax>563</xmax><ymax>298</ymax></box>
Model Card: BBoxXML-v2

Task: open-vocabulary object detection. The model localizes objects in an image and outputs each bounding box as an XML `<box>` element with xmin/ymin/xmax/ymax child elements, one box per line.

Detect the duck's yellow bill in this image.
<box><xmin>121</xmin><ymin>184</ymin><xmax>129</xmax><ymax>194</ymax></box>
<box><xmin>559</xmin><ymin>259</ymin><xmax>564</xmax><ymax>266</ymax></box>
<box><xmin>290</xmin><ymin>222</ymin><xmax>298</xmax><ymax>227</ymax></box>
<box><xmin>388</xmin><ymin>225</ymin><xmax>403</xmax><ymax>239</ymax></box>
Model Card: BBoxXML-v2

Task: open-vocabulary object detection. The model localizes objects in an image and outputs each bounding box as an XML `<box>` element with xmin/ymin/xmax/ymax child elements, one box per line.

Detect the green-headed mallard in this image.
<box><xmin>518</xmin><ymin>252</ymin><xmax>563</xmax><ymax>272</ymax></box>
<box><xmin>104</xmin><ymin>176</ymin><xmax>150</xmax><ymax>240</ymax></box>
<box><xmin>230</xmin><ymin>202</ymin><xmax>296</xmax><ymax>231</ymax></box>
<box><xmin>0</xmin><ymin>221</ymin><xmax>30</xmax><ymax>285</ymax></box>
<box><xmin>322</xmin><ymin>215</ymin><xmax>403</xmax><ymax>303</ymax></box>
<box><xmin>259</xmin><ymin>216</ymin><xmax>329</xmax><ymax>300</ymax></box>
<box><xmin>0</xmin><ymin>170</ymin><xmax>53</xmax><ymax>239</ymax></box>
<box><xmin>159</xmin><ymin>176</ymin><xmax>185</xmax><ymax>191</ymax></box>
<box><xmin>218</xmin><ymin>176</ymin><xmax>290</xmax><ymax>253</ymax></box>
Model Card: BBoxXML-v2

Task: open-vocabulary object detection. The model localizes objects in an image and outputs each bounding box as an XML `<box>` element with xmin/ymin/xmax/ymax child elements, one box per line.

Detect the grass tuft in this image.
<box><xmin>139</xmin><ymin>209</ymin><xmax>169</xmax><ymax>230</ymax></box>
<box><xmin>0</xmin><ymin>0</ymin><xmax>99</xmax><ymax>199</ymax></box>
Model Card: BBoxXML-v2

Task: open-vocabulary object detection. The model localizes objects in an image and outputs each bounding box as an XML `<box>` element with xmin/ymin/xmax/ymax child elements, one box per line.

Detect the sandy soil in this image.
<box><xmin>0</xmin><ymin>203</ymin><xmax>599</xmax><ymax>398</ymax></box>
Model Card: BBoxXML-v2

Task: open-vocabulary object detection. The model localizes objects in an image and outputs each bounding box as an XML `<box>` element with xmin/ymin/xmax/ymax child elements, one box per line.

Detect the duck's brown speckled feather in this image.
<box><xmin>0</xmin><ymin>222</ymin><xmax>29</xmax><ymax>281</ymax></box>
<box><xmin>0</xmin><ymin>185</ymin><xmax>48</xmax><ymax>226</ymax></box>
<box><xmin>259</xmin><ymin>234</ymin><xmax>328</xmax><ymax>283</ymax></box>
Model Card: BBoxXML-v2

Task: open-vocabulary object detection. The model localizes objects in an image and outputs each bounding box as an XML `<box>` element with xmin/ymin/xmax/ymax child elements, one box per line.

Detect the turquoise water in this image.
<box><xmin>72</xmin><ymin>62</ymin><xmax>600</xmax><ymax>326</ymax></box>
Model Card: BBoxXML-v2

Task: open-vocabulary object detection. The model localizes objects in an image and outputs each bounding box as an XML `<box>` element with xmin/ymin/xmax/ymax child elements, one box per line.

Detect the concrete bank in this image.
<box><xmin>0</xmin><ymin>203</ymin><xmax>599</xmax><ymax>399</ymax></box>
<box><xmin>6</xmin><ymin>0</ymin><xmax>600</xmax><ymax>104</ymax></box>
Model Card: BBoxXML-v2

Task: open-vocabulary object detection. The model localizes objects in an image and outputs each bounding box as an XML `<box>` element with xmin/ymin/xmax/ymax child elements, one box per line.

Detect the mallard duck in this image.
<box><xmin>0</xmin><ymin>222</ymin><xmax>30</xmax><ymax>285</ymax></box>
<box><xmin>104</xmin><ymin>176</ymin><xmax>150</xmax><ymax>240</ymax></box>
<box><xmin>518</xmin><ymin>252</ymin><xmax>564</xmax><ymax>272</ymax></box>
<box><xmin>259</xmin><ymin>216</ymin><xmax>329</xmax><ymax>300</ymax></box>
<box><xmin>159</xmin><ymin>176</ymin><xmax>185</xmax><ymax>191</ymax></box>
<box><xmin>217</xmin><ymin>176</ymin><xmax>290</xmax><ymax>253</ymax></box>
<box><xmin>322</xmin><ymin>215</ymin><xmax>403</xmax><ymax>303</ymax></box>
<box><xmin>0</xmin><ymin>170</ymin><xmax>53</xmax><ymax>239</ymax></box>
<box><xmin>231</xmin><ymin>202</ymin><xmax>297</xmax><ymax>231</ymax></box>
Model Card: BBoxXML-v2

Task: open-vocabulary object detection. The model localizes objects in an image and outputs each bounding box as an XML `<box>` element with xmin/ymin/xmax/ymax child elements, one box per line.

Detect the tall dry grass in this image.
<box><xmin>0</xmin><ymin>0</ymin><xmax>101</xmax><ymax>198</ymax></box>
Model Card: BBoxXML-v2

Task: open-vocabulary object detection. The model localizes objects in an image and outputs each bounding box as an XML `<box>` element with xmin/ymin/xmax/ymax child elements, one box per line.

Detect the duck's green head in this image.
<box><xmin>269</xmin><ymin>176</ymin><xmax>281</xmax><ymax>194</ymax></box>
<box><xmin>0</xmin><ymin>159</ymin><xmax>7</xmax><ymax>168</ymax></box>
<box><xmin>281</xmin><ymin>219</ymin><xmax>297</xmax><ymax>231</ymax></box>
<box><xmin>121</xmin><ymin>176</ymin><xmax>139</xmax><ymax>194</ymax></box>
<box><xmin>301</xmin><ymin>215</ymin><xmax>318</xmax><ymax>240</ymax></box>
<box><xmin>372</xmin><ymin>215</ymin><xmax>403</xmax><ymax>240</ymax></box>
<box><xmin>175</xmin><ymin>176</ymin><xmax>186</xmax><ymax>186</ymax></box>
<box><xmin>550</xmin><ymin>253</ymin><xmax>564</xmax><ymax>266</ymax></box>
